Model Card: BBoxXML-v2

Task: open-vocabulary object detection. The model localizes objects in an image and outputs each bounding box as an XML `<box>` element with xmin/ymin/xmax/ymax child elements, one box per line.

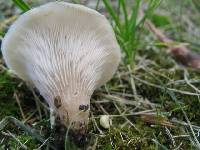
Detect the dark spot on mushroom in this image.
<box><xmin>79</xmin><ymin>122</ymin><xmax>86</xmax><ymax>129</ymax></box>
<box><xmin>72</xmin><ymin>121</ymin><xmax>76</xmax><ymax>127</ymax></box>
<box><xmin>54</xmin><ymin>96</ymin><xmax>62</xmax><ymax>108</ymax></box>
<box><xmin>79</xmin><ymin>122</ymin><xmax>83</xmax><ymax>128</ymax></box>
<box><xmin>79</xmin><ymin>104</ymin><xmax>89</xmax><ymax>112</ymax></box>
<box><xmin>74</xmin><ymin>91</ymin><xmax>78</xmax><ymax>96</ymax></box>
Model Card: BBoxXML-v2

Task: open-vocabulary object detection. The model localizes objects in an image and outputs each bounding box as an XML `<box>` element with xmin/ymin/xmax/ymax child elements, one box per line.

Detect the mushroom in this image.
<box><xmin>1</xmin><ymin>2</ymin><xmax>121</xmax><ymax>132</ymax></box>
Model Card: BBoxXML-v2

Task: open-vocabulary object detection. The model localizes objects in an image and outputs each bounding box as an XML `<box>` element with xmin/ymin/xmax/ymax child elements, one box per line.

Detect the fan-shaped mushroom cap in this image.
<box><xmin>1</xmin><ymin>2</ymin><xmax>121</xmax><ymax>130</ymax></box>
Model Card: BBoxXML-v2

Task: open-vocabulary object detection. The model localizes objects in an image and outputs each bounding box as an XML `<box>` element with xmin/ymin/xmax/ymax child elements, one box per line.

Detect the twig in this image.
<box><xmin>134</xmin><ymin>76</ymin><xmax>200</xmax><ymax>96</ymax></box>
<box><xmin>113</xmin><ymin>102</ymin><xmax>140</xmax><ymax>132</ymax></box>
<box><xmin>14</xmin><ymin>91</ymin><xmax>26</xmax><ymax>120</ymax></box>
<box><xmin>143</xmin><ymin>13</ymin><xmax>200</xmax><ymax>70</ymax></box>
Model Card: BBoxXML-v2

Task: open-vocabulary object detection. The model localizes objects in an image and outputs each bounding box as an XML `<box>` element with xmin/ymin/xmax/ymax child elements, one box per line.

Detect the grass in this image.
<box><xmin>12</xmin><ymin>0</ymin><xmax>30</xmax><ymax>12</ymax></box>
<box><xmin>102</xmin><ymin>0</ymin><xmax>162</xmax><ymax>67</ymax></box>
<box><xmin>0</xmin><ymin>0</ymin><xmax>200</xmax><ymax>149</ymax></box>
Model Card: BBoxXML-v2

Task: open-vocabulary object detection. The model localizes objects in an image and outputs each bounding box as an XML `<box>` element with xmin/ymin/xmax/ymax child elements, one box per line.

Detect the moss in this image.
<box><xmin>97</xmin><ymin>127</ymin><xmax>156</xmax><ymax>150</ymax></box>
<box><xmin>0</xmin><ymin>72</ymin><xmax>19</xmax><ymax>118</ymax></box>
<box><xmin>6</xmin><ymin>134</ymin><xmax>38</xmax><ymax>149</ymax></box>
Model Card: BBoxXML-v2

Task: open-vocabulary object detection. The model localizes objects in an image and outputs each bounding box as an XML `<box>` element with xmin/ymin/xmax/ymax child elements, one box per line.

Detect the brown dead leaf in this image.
<box><xmin>140</xmin><ymin>114</ymin><xmax>175</xmax><ymax>128</ymax></box>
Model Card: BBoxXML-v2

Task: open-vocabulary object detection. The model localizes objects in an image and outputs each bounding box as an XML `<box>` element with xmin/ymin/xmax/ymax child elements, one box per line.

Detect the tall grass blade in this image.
<box><xmin>192</xmin><ymin>0</ymin><xmax>200</xmax><ymax>12</ymax></box>
<box><xmin>128</xmin><ymin>0</ymin><xmax>141</xmax><ymax>67</ymax></box>
<box><xmin>138</xmin><ymin>0</ymin><xmax>162</xmax><ymax>27</ymax></box>
<box><xmin>120</xmin><ymin>0</ymin><xmax>129</xmax><ymax>40</ymax></box>
<box><xmin>12</xmin><ymin>0</ymin><xmax>30</xmax><ymax>12</ymax></box>
<box><xmin>102</xmin><ymin>0</ymin><xmax>123</xmax><ymax>34</ymax></box>
<box><xmin>129</xmin><ymin>0</ymin><xmax>141</xmax><ymax>35</ymax></box>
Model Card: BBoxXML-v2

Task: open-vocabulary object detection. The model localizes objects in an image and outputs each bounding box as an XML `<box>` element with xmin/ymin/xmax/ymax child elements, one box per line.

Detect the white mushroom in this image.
<box><xmin>1</xmin><ymin>2</ymin><xmax>121</xmax><ymax>131</ymax></box>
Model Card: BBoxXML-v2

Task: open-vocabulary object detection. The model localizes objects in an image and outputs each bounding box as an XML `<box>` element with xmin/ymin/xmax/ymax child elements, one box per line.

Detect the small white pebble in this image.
<box><xmin>100</xmin><ymin>115</ymin><xmax>112</xmax><ymax>129</ymax></box>
<box><xmin>6</xmin><ymin>69</ymin><xmax>14</xmax><ymax>75</ymax></box>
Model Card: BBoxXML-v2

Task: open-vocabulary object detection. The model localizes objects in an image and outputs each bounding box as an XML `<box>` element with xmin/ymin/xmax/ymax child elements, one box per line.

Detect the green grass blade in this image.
<box><xmin>127</xmin><ymin>0</ymin><xmax>141</xmax><ymax>67</ymax></box>
<box><xmin>120</xmin><ymin>0</ymin><xmax>129</xmax><ymax>40</ymax></box>
<box><xmin>192</xmin><ymin>0</ymin><xmax>200</xmax><ymax>12</ymax></box>
<box><xmin>95</xmin><ymin>0</ymin><xmax>100</xmax><ymax>10</ymax></box>
<box><xmin>12</xmin><ymin>0</ymin><xmax>30</xmax><ymax>12</ymax></box>
<box><xmin>129</xmin><ymin>0</ymin><xmax>141</xmax><ymax>36</ymax></box>
<box><xmin>102</xmin><ymin>0</ymin><xmax>123</xmax><ymax>34</ymax></box>
<box><xmin>138</xmin><ymin>0</ymin><xmax>162</xmax><ymax>27</ymax></box>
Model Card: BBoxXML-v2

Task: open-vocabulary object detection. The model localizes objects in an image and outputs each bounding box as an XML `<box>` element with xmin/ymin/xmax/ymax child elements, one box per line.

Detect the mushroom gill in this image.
<box><xmin>1</xmin><ymin>2</ymin><xmax>121</xmax><ymax>131</ymax></box>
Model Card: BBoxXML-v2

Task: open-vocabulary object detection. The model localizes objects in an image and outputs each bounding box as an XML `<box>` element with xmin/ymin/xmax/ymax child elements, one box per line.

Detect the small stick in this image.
<box><xmin>143</xmin><ymin>13</ymin><xmax>200</xmax><ymax>70</ymax></box>
<box><xmin>14</xmin><ymin>91</ymin><xmax>26</xmax><ymax>120</ymax></box>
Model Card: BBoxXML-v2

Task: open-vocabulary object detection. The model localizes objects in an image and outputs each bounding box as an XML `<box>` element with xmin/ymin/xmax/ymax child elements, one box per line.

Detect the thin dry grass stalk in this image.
<box><xmin>14</xmin><ymin>91</ymin><xmax>26</xmax><ymax>120</ymax></box>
